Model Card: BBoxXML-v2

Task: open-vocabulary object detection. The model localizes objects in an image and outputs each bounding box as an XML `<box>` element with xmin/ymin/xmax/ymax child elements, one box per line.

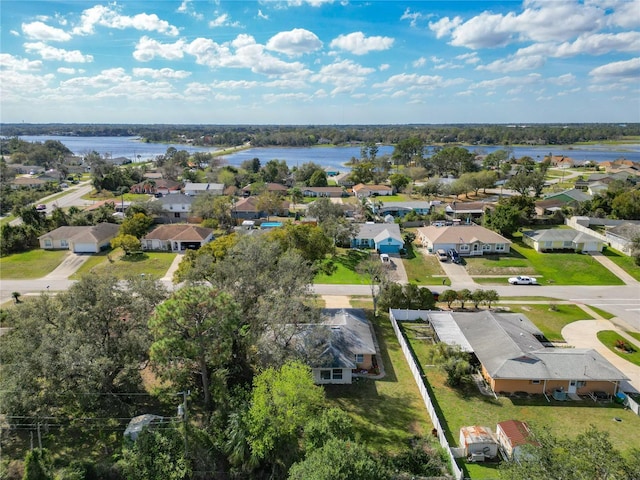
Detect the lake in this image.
<box><xmin>16</xmin><ymin>135</ymin><xmax>640</xmax><ymax>170</ymax></box>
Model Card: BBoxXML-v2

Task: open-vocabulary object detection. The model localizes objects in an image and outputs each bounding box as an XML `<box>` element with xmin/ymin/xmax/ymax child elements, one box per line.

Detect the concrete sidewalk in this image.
<box><xmin>589</xmin><ymin>251</ymin><xmax>639</xmax><ymax>285</ymax></box>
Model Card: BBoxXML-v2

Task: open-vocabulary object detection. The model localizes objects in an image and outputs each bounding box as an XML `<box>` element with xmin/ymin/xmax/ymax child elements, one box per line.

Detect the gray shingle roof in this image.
<box><xmin>355</xmin><ymin>223</ymin><xmax>402</xmax><ymax>241</ymax></box>
<box><xmin>523</xmin><ymin>228</ymin><xmax>602</xmax><ymax>244</ymax></box>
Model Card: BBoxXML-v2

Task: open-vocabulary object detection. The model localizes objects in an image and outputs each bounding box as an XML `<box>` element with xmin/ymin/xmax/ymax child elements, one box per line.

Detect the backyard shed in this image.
<box><xmin>459</xmin><ymin>426</ymin><xmax>498</xmax><ymax>460</ymax></box>
<box><xmin>496</xmin><ymin>420</ymin><xmax>536</xmax><ymax>460</ymax></box>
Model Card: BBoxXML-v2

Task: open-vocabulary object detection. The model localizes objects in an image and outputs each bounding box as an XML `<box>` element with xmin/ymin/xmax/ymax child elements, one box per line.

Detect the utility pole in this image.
<box><xmin>177</xmin><ymin>390</ymin><xmax>190</xmax><ymax>459</ymax></box>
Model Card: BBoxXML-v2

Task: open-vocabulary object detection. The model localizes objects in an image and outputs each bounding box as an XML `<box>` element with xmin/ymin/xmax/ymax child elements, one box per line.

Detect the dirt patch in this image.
<box><xmin>323</xmin><ymin>295</ymin><xmax>352</xmax><ymax>308</ymax></box>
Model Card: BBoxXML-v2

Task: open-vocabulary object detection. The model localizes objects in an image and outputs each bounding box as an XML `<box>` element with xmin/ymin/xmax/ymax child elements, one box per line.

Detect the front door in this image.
<box><xmin>568</xmin><ymin>380</ymin><xmax>577</xmax><ymax>394</ymax></box>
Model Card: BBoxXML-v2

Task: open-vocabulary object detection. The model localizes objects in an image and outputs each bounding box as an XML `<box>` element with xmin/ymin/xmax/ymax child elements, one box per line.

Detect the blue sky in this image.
<box><xmin>1</xmin><ymin>0</ymin><xmax>639</xmax><ymax>124</ymax></box>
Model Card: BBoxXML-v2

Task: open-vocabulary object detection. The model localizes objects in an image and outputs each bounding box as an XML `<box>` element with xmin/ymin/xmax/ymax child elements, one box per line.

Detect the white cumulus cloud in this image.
<box><xmin>22</xmin><ymin>21</ymin><xmax>72</xmax><ymax>41</ymax></box>
<box><xmin>24</xmin><ymin>42</ymin><xmax>93</xmax><ymax>63</ymax></box>
<box><xmin>133</xmin><ymin>68</ymin><xmax>191</xmax><ymax>79</ymax></box>
<box><xmin>266</xmin><ymin>29</ymin><xmax>322</xmax><ymax>56</ymax></box>
<box><xmin>329</xmin><ymin>32</ymin><xmax>394</xmax><ymax>55</ymax></box>
<box><xmin>133</xmin><ymin>36</ymin><xmax>186</xmax><ymax>62</ymax></box>
<box><xmin>589</xmin><ymin>57</ymin><xmax>640</xmax><ymax>82</ymax></box>
<box><xmin>72</xmin><ymin>5</ymin><xmax>179</xmax><ymax>36</ymax></box>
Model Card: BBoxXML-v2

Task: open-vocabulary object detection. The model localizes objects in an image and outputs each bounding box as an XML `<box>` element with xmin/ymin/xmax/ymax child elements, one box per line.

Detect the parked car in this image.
<box><xmin>380</xmin><ymin>253</ymin><xmax>391</xmax><ymax>264</ymax></box>
<box><xmin>508</xmin><ymin>275</ymin><xmax>538</xmax><ymax>285</ymax></box>
<box><xmin>436</xmin><ymin>249</ymin><xmax>448</xmax><ymax>262</ymax></box>
<box><xmin>448</xmin><ymin>249</ymin><xmax>461</xmax><ymax>264</ymax></box>
<box><xmin>36</xmin><ymin>204</ymin><xmax>46</xmax><ymax>211</ymax></box>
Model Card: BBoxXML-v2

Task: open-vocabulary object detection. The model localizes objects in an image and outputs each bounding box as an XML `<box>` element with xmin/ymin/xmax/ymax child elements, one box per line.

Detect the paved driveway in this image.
<box><xmin>562</xmin><ymin>319</ymin><xmax>640</xmax><ymax>393</ymax></box>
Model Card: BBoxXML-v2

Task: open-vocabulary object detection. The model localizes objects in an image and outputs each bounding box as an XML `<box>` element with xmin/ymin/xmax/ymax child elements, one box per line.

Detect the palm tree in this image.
<box><xmin>11</xmin><ymin>291</ymin><xmax>21</xmax><ymax>304</ymax></box>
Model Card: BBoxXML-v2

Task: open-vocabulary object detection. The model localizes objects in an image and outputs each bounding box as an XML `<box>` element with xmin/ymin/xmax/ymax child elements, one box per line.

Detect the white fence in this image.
<box><xmin>566</xmin><ymin>216</ymin><xmax>637</xmax><ymax>254</ymax></box>
<box><xmin>389</xmin><ymin>310</ymin><xmax>464</xmax><ymax>480</ymax></box>
<box><xmin>625</xmin><ymin>394</ymin><xmax>640</xmax><ymax>416</ymax></box>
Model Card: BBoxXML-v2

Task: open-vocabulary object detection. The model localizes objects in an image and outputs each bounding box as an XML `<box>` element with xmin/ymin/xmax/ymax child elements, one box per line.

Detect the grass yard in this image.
<box><xmin>68</xmin><ymin>248</ymin><xmax>176</xmax><ymax>280</ymax></box>
<box><xmin>0</xmin><ymin>249</ymin><xmax>69</xmax><ymax>279</ymax></box>
<box><xmin>325</xmin><ymin>310</ymin><xmax>435</xmax><ymax>455</ymax></box>
<box><xmin>314</xmin><ymin>249</ymin><xmax>371</xmax><ymax>284</ymax></box>
<box><xmin>400</xmin><ymin>322</ymin><xmax>640</xmax><ymax>478</ymax></box>
<box><xmin>498</xmin><ymin>303</ymin><xmax>593</xmax><ymax>341</ymax></box>
<box><xmin>467</xmin><ymin>237</ymin><xmax>625</xmax><ymax>285</ymax></box>
<box><xmin>402</xmin><ymin>244</ymin><xmax>448</xmax><ymax>285</ymax></box>
<box><xmin>597</xmin><ymin>331</ymin><xmax>640</xmax><ymax>367</ymax></box>
<box><xmin>69</xmin><ymin>249</ymin><xmax>113</xmax><ymax>279</ymax></box>
<box><xmin>602</xmin><ymin>247</ymin><xmax>640</xmax><ymax>282</ymax></box>
<box><xmin>0</xmin><ymin>215</ymin><xmax>16</xmax><ymax>226</ymax></box>
<box><xmin>587</xmin><ymin>305</ymin><xmax>616</xmax><ymax>320</ymax></box>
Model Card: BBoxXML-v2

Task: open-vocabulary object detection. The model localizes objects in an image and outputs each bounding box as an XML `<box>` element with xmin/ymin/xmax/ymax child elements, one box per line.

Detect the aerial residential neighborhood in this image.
<box><xmin>1</xmin><ymin>123</ymin><xmax>639</xmax><ymax>480</ymax></box>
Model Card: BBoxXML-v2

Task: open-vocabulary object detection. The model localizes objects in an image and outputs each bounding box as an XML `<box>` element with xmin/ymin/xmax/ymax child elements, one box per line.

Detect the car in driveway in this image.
<box><xmin>508</xmin><ymin>275</ymin><xmax>538</xmax><ymax>285</ymax></box>
<box><xmin>436</xmin><ymin>249</ymin><xmax>448</xmax><ymax>262</ymax></box>
<box><xmin>448</xmin><ymin>249</ymin><xmax>461</xmax><ymax>264</ymax></box>
<box><xmin>36</xmin><ymin>204</ymin><xmax>47</xmax><ymax>211</ymax></box>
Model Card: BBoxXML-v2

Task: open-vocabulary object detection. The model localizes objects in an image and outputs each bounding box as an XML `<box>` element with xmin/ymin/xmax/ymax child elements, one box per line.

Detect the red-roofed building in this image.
<box><xmin>496</xmin><ymin>420</ymin><xmax>537</xmax><ymax>460</ymax></box>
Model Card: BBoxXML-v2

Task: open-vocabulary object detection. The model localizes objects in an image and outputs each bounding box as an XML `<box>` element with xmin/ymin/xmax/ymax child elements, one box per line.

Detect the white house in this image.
<box><xmin>522</xmin><ymin>228</ymin><xmax>604</xmax><ymax>252</ymax></box>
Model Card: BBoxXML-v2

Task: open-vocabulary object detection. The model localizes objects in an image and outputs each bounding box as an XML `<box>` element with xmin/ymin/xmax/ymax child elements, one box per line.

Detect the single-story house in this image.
<box><xmin>130</xmin><ymin>178</ymin><xmax>182</xmax><ymax>195</ymax></box>
<box><xmin>154</xmin><ymin>194</ymin><xmax>195</xmax><ymax>221</ymax></box>
<box><xmin>11</xmin><ymin>176</ymin><xmax>49</xmax><ymax>189</ymax></box>
<box><xmin>352</xmin><ymin>183</ymin><xmax>394</xmax><ymax>198</ymax></box>
<box><xmin>445</xmin><ymin>201</ymin><xmax>493</xmax><ymax>220</ymax></box>
<box><xmin>302</xmin><ymin>186</ymin><xmax>345</xmax><ymax>198</ymax></box>
<box><xmin>183</xmin><ymin>182</ymin><xmax>224</xmax><ymax>196</ymax></box>
<box><xmin>542</xmin><ymin>189</ymin><xmax>592</xmax><ymax>203</ymax></box>
<box><xmin>522</xmin><ymin>228</ymin><xmax>604</xmax><ymax>252</ymax></box>
<box><xmin>351</xmin><ymin>223</ymin><xmax>404</xmax><ymax>254</ymax></box>
<box><xmin>231</xmin><ymin>196</ymin><xmax>290</xmax><ymax>220</ymax></box>
<box><xmin>298</xmin><ymin>308</ymin><xmax>378</xmax><ymax>385</ymax></box>
<box><xmin>416</xmin><ymin>225</ymin><xmax>511</xmax><ymax>256</ymax></box>
<box><xmin>142</xmin><ymin>224</ymin><xmax>214</xmax><ymax>251</ymax></box>
<box><xmin>242</xmin><ymin>182</ymin><xmax>288</xmax><ymax>196</ymax></box>
<box><xmin>606</xmin><ymin>222</ymin><xmax>640</xmax><ymax>255</ymax></box>
<box><xmin>600</xmin><ymin>159</ymin><xmax>640</xmax><ymax>172</ymax></box>
<box><xmin>534</xmin><ymin>199</ymin><xmax>566</xmax><ymax>216</ymax></box>
<box><xmin>390</xmin><ymin>309</ymin><xmax>628</xmax><ymax>397</ymax></box>
<box><xmin>38</xmin><ymin>223</ymin><xmax>120</xmax><ymax>253</ymax></box>
<box><xmin>496</xmin><ymin>420</ymin><xmax>536</xmax><ymax>460</ymax></box>
<box><xmin>373</xmin><ymin>200</ymin><xmax>432</xmax><ymax>218</ymax></box>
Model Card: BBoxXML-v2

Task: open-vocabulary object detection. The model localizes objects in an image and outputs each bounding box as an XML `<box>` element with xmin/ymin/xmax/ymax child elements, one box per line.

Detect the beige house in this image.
<box><xmin>142</xmin><ymin>224</ymin><xmax>214</xmax><ymax>251</ymax></box>
<box><xmin>352</xmin><ymin>183</ymin><xmax>394</xmax><ymax>198</ymax></box>
<box><xmin>38</xmin><ymin>223</ymin><xmax>120</xmax><ymax>253</ymax></box>
<box><xmin>416</xmin><ymin>225</ymin><xmax>511</xmax><ymax>256</ymax></box>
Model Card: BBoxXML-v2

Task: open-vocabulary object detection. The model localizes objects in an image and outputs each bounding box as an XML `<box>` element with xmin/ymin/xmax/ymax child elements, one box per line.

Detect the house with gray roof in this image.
<box><xmin>153</xmin><ymin>194</ymin><xmax>195</xmax><ymax>222</ymax></box>
<box><xmin>390</xmin><ymin>309</ymin><xmax>627</xmax><ymax>397</ymax></box>
<box><xmin>294</xmin><ymin>309</ymin><xmax>378</xmax><ymax>385</ymax></box>
<box><xmin>606</xmin><ymin>222</ymin><xmax>640</xmax><ymax>255</ymax></box>
<box><xmin>522</xmin><ymin>228</ymin><xmax>604</xmax><ymax>252</ymax></box>
<box><xmin>416</xmin><ymin>224</ymin><xmax>511</xmax><ymax>256</ymax></box>
<box><xmin>183</xmin><ymin>182</ymin><xmax>224</xmax><ymax>196</ymax></box>
<box><xmin>373</xmin><ymin>200</ymin><xmax>432</xmax><ymax>218</ymax></box>
<box><xmin>351</xmin><ymin>222</ymin><xmax>404</xmax><ymax>254</ymax></box>
<box><xmin>38</xmin><ymin>223</ymin><xmax>119</xmax><ymax>253</ymax></box>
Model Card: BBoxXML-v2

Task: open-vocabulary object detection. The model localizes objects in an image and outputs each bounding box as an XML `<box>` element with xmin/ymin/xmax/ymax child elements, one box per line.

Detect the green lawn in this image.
<box><xmin>314</xmin><ymin>249</ymin><xmax>370</xmax><ymax>284</ymax></box>
<box><xmin>69</xmin><ymin>248</ymin><xmax>177</xmax><ymax>280</ymax></box>
<box><xmin>498</xmin><ymin>303</ymin><xmax>593</xmax><ymax>341</ymax></box>
<box><xmin>597</xmin><ymin>331</ymin><xmax>640</xmax><ymax>367</ymax></box>
<box><xmin>0</xmin><ymin>215</ymin><xmax>16</xmax><ymax>226</ymax></box>
<box><xmin>402</xmin><ymin>244</ymin><xmax>448</xmax><ymax>285</ymax></box>
<box><xmin>587</xmin><ymin>305</ymin><xmax>616</xmax><ymax>320</ymax></box>
<box><xmin>0</xmin><ymin>249</ymin><xmax>69</xmax><ymax>279</ymax></box>
<box><xmin>470</xmin><ymin>239</ymin><xmax>625</xmax><ymax>285</ymax></box>
<box><xmin>400</xmin><ymin>323</ymin><xmax>640</xmax><ymax>476</ymax></box>
<box><xmin>69</xmin><ymin>249</ymin><xmax>113</xmax><ymax>279</ymax></box>
<box><xmin>325</xmin><ymin>310</ymin><xmax>435</xmax><ymax>455</ymax></box>
<box><xmin>602</xmin><ymin>247</ymin><xmax>640</xmax><ymax>282</ymax></box>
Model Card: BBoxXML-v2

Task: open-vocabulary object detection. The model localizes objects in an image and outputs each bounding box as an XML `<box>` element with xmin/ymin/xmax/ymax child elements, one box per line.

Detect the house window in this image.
<box><xmin>460</xmin><ymin>244</ymin><xmax>469</xmax><ymax>251</ymax></box>
<box><xmin>355</xmin><ymin>354</ymin><xmax>364</xmax><ymax>364</ymax></box>
<box><xmin>495</xmin><ymin>243</ymin><xmax>505</xmax><ymax>251</ymax></box>
<box><xmin>564</xmin><ymin>241</ymin><xmax>573</xmax><ymax>248</ymax></box>
<box><xmin>44</xmin><ymin>239</ymin><xmax>52</xmax><ymax>247</ymax></box>
<box><xmin>60</xmin><ymin>240</ymin><xmax>68</xmax><ymax>247</ymax></box>
<box><xmin>320</xmin><ymin>370</ymin><xmax>331</xmax><ymax>380</ymax></box>
<box><xmin>531</xmin><ymin>380</ymin><xmax>540</xmax><ymax>384</ymax></box>
<box><xmin>332</xmin><ymin>369</ymin><xmax>343</xmax><ymax>380</ymax></box>
<box><xmin>577</xmin><ymin>381</ymin><xmax>586</xmax><ymax>387</ymax></box>
<box><xmin>174</xmin><ymin>213</ymin><xmax>181</xmax><ymax>218</ymax></box>
<box><xmin>482</xmin><ymin>244</ymin><xmax>491</xmax><ymax>251</ymax></box>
